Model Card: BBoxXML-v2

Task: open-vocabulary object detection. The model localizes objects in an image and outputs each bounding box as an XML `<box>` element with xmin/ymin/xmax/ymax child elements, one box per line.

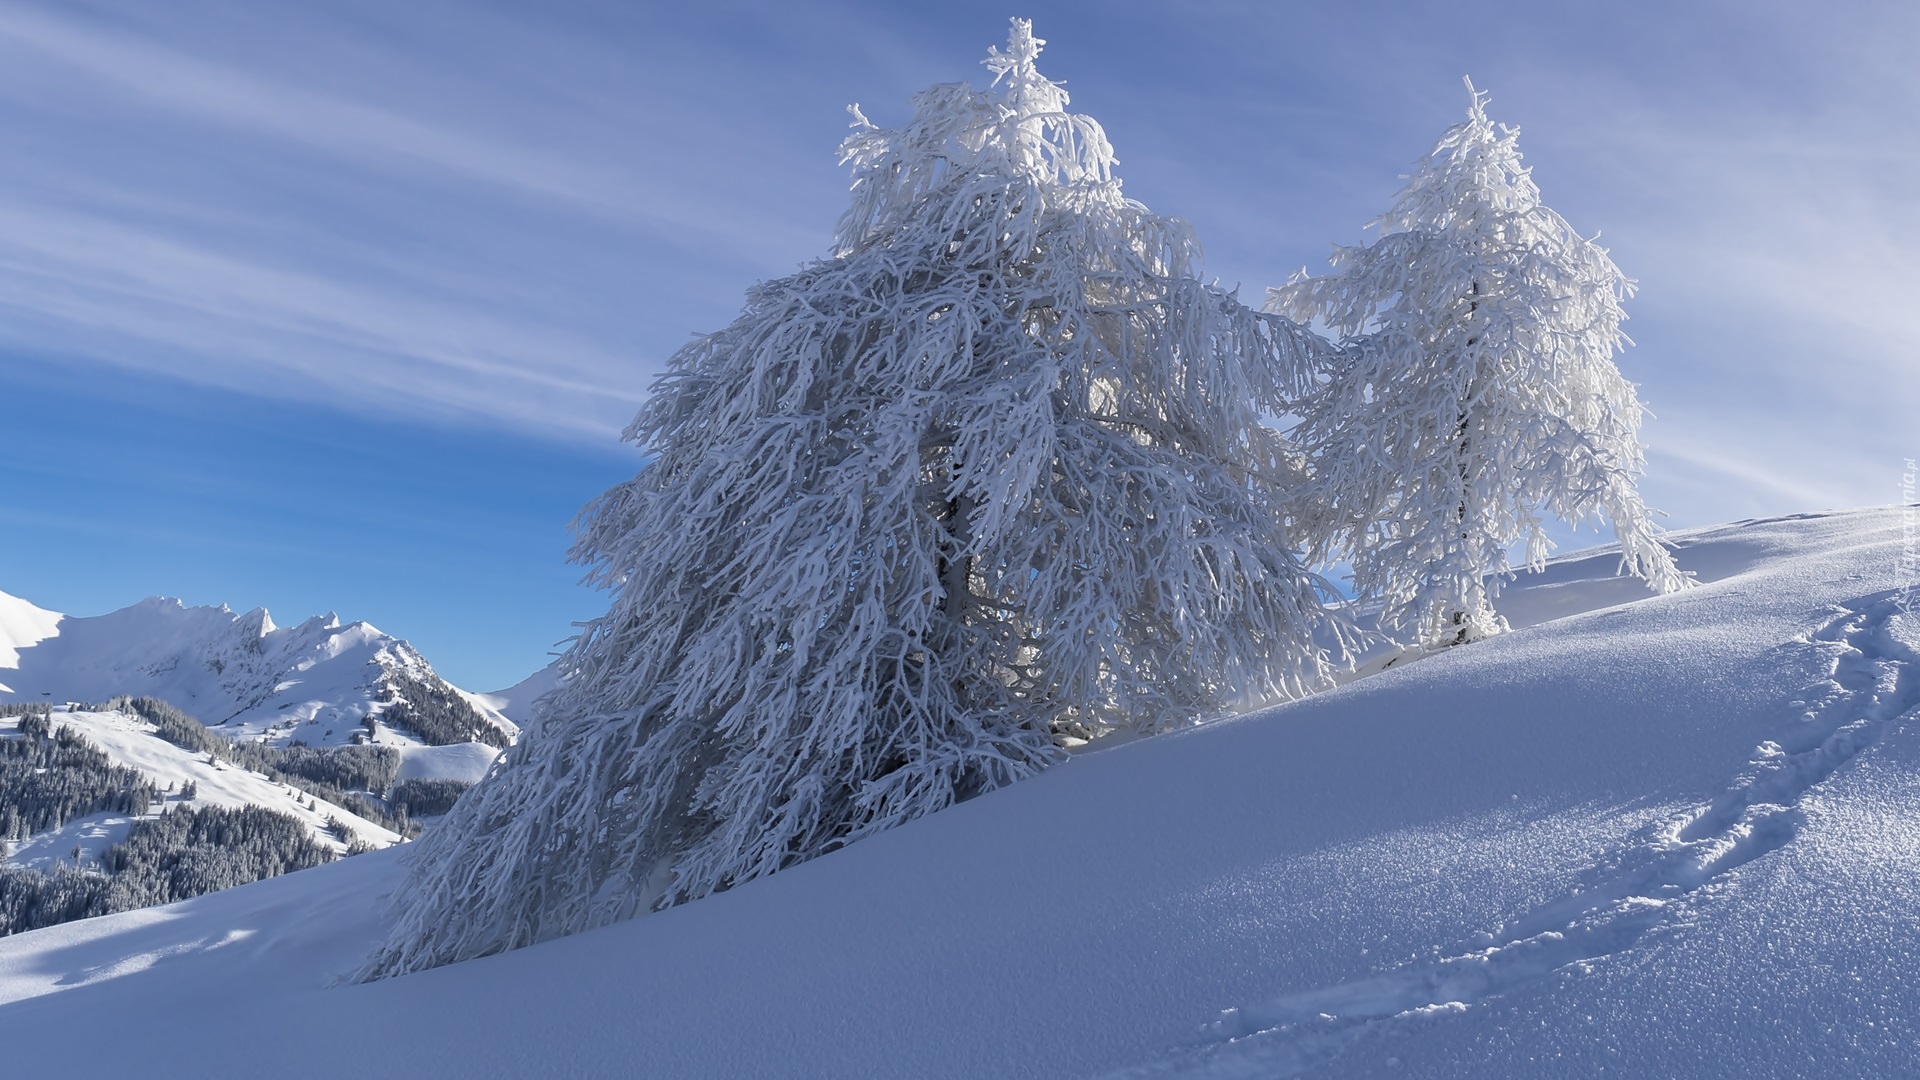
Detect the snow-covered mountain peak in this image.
<box><xmin>0</xmin><ymin>588</ymin><xmax>516</xmax><ymax>750</ymax></box>
<box><xmin>235</xmin><ymin>606</ymin><xmax>276</xmax><ymax>638</ymax></box>
<box><xmin>0</xmin><ymin>590</ymin><xmax>60</xmax><ymax>669</ymax></box>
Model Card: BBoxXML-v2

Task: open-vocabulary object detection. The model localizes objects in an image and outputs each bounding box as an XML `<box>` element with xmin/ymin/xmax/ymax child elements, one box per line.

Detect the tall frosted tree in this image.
<box><xmin>361</xmin><ymin>20</ymin><xmax>1341</xmax><ymax>979</ymax></box>
<box><xmin>1269</xmin><ymin>79</ymin><xmax>1688</xmax><ymax>647</ymax></box>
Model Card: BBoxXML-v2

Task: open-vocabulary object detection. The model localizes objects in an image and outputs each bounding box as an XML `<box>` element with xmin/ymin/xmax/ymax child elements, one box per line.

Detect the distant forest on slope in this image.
<box><xmin>0</xmin><ymin>699</ymin><xmax>477</xmax><ymax>936</ymax></box>
<box><xmin>378</xmin><ymin>672</ymin><xmax>513</xmax><ymax>748</ymax></box>
<box><xmin>0</xmin><ymin>802</ymin><xmax>334</xmax><ymax>935</ymax></box>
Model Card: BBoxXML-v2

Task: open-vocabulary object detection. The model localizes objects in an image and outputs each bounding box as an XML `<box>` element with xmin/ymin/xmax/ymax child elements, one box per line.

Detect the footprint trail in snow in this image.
<box><xmin>1111</xmin><ymin>592</ymin><xmax>1920</xmax><ymax>1079</ymax></box>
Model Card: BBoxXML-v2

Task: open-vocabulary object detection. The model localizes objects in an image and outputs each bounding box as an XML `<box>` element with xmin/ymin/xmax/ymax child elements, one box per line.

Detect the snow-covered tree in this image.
<box><xmin>1268</xmin><ymin>79</ymin><xmax>1688</xmax><ymax>647</ymax></box>
<box><xmin>360</xmin><ymin>20</ymin><xmax>1342</xmax><ymax>979</ymax></box>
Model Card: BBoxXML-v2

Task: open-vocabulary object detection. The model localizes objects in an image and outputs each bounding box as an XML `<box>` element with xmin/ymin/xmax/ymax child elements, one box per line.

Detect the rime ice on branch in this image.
<box><xmin>361</xmin><ymin>19</ymin><xmax>1342</xmax><ymax>979</ymax></box>
<box><xmin>1269</xmin><ymin>79</ymin><xmax>1688</xmax><ymax>647</ymax></box>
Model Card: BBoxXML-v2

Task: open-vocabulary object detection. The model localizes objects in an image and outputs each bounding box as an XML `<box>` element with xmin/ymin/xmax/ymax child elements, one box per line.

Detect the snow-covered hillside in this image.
<box><xmin>3</xmin><ymin>707</ymin><xmax>403</xmax><ymax>870</ymax></box>
<box><xmin>472</xmin><ymin>661</ymin><xmax>560</xmax><ymax>727</ymax></box>
<box><xmin>0</xmin><ymin>508</ymin><xmax>1914</xmax><ymax>1078</ymax></box>
<box><xmin>0</xmin><ymin>591</ymin><xmax>516</xmax><ymax>750</ymax></box>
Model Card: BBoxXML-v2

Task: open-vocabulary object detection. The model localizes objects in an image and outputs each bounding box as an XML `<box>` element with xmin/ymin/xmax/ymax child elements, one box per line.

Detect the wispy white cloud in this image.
<box><xmin>0</xmin><ymin>3</ymin><xmax>828</xmax><ymax>264</ymax></box>
<box><xmin>0</xmin><ymin>200</ymin><xmax>652</xmax><ymax>437</ymax></box>
<box><xmin>1509</xmin><ymin>23</ymin><xmax>1920</xmax><ymax>525</ymax></box>
<box><xmin>1129</xmin><ymin>0</ymin><xmax>1920</xmax><ymax>526</ymax></box>
<box><xmin>1646</xmin><ymin>424</ymin><xmax>1865</xmax><ymax>516</ymax></box>
<box><xmin>0</xmin><ymin>0</ymin><xmax>881</xmax><ymax>441</ymax></box>
<box><xmin>0</xmin><ymin>0</ymin><xmax>1912</xmax><ymax>522</ymax></box>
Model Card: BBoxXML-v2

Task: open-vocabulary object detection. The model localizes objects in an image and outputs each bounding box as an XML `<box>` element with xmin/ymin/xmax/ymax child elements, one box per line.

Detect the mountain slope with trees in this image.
<box><xmin>0</xmin><ymin>696</ymin><xmax>485</xmax><ymax>936</ymax></box>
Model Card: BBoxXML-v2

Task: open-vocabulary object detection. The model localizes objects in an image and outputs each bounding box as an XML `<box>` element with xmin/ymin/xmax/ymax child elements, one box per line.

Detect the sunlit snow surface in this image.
<box><xmin>1</xmin><ymin>508</ymin><xmax>1916</xmax><ymax>1078</ymax></box>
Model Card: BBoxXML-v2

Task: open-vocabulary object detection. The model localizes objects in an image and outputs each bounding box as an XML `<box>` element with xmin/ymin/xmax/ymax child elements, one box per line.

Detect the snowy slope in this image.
<box><xmin>0</xmin><ymin>591</ymin><xmax>60</xmax><ymax>669</ymax></box>
<box><xmin>3</xmin><ymin>708</ymin><xmax>404</xmax><ymax>870</ymax></box>
<box><xmin>0</xmin><ymin>591</ymin><xmax>515</xmax><ymax>749</ymax></box>
<box><xmin>391</xmin><ymin>742</ymin><xmax>502</xmax><ymax>786</ymax></box>
<box><xmin>472</xmin><ymin>661</ymin><xmax>561</xmax><ymax>727</ymax></box>
<box><xmin>0</xmin><ymin>508</ymin><xmax>1915</xmax><ymax>1079</ymax></box>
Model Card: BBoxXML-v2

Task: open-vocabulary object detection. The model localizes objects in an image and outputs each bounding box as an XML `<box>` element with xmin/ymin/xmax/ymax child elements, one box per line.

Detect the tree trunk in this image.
<box><xmin>939</xmin><ymin>487</ymin><xmax>975</xmax><ymax>624</ymax></box>
<box><xmin>1448</xmin><ymin>280</ymin><xmax>1481</xmax><ymax>646</ymax></box>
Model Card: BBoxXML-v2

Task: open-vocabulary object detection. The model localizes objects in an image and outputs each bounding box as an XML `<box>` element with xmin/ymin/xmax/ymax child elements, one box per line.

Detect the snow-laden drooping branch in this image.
<box><xmin>1270</xmin><ymin>79</ymin><xmax>1689</xmax><ymax>647</ymax></box>
<box><xmin>361</xmin><ymin>20</ymin><xmax>1344</xmax><ymax>979</ymax></box>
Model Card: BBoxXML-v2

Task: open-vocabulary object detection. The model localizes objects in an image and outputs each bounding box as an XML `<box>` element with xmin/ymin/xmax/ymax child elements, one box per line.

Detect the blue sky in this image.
<box><xmin>1</xmin><ymin>0</ymin><xmax>1914</xmax><ymax>689</ymax></box>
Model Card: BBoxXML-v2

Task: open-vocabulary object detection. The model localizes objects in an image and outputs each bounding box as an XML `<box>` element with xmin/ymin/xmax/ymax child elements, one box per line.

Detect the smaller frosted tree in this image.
<box><xmin>1269</xmin><ymin>79</ymin><xmax>1688</xmax><ymax>647</ymax></box>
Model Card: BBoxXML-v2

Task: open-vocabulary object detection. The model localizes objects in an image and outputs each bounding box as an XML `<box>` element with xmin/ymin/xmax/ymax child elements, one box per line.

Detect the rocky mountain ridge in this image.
<box><xmin>0</xmin><ymin>590</ymin><xmax>516</xmax><ymax>750</ymax></box>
